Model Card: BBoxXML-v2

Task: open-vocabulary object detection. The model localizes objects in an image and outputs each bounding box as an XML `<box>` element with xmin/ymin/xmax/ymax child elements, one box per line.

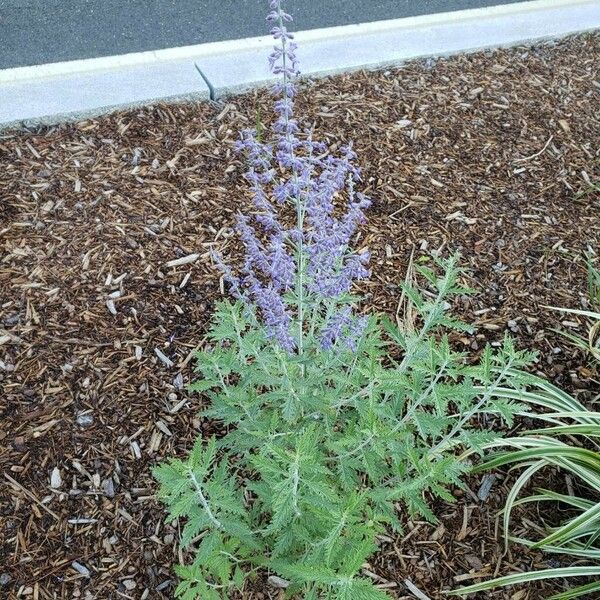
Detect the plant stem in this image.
<box><xmin>188</xmin><ymin>468</ymin><xmax>222</xmax><ymax>529</ymax></box>
<box><xmin>276</xmin><ymin>6</ymin><xmax>305</xmax><ymax>360</ymax></box>
<box><xmin>429</xmin><ymin>358</ymin><xmax>515</xmax><ymax>456</ymax></box>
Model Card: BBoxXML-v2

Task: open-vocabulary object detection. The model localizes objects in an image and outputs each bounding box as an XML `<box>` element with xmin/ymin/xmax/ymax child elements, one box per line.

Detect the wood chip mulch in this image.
<box><xmin>1</xmin><ymin>32</ymin><xmax>599</xmax><ymax>600</ymax></box>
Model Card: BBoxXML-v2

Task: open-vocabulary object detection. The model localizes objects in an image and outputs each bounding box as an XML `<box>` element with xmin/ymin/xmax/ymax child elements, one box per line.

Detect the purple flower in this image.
<box><xmin>246</xmin><ymin>273</ymin><xmax>296</xmax><ymax>351</ymax></box>
<box><xmin>321</xmin><ymin>308</ymin><xmax>368</xmax><ymax>351</ymax></box>
<box><xmin>212</xmin><ymin>0</ymin><xmax>371</xmax><ymax>354</ymax></box>
<box><xmin>266</xmin><ymin>232</ymin><xmax>295</xmax><ymax>292</ymax></box>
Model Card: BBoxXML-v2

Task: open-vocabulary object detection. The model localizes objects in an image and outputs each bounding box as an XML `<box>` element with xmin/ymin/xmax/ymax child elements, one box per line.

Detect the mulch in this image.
<box><xmin>1</xmin><ymin>32</ymin><xmax>599</xmax><ymax>600</ymax></box>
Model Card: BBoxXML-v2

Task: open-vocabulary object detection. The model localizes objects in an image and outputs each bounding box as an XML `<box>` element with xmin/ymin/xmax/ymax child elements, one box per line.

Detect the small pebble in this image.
<box><xmin>156</xmin><ymin>580</ymin><xmax>172</xmax><ymax>592</ymax></box>
<box><xmin>507</xmin><ymin>319</ymin><xmax>519</xmax><ymax>332</ymax></box>
<box><xmin>477</xmin><ymin>474</ymin><xmax>497</xmax><ymax>501</ymax></box>
<box><xmin>76</xmin><ymin>414</ymin><xmax>94</xmax><ymax>427</ymax></box>
<box><xmin>3</xmin><ymin>313</ymin><xmax>20</xmax><ymax>326</ymax></box>
<box><xmin>50</xmin><ymin>467</ymin><xmax>62</xmax><ymax>489</ymax></box>
<box><xmin>102</xmin><ymin>478</ymin><xmax>115</xmax><ymax>498</ymax></box>
<box><xmin>12</xmin><ymin>436</ymin><xmax>26</xmax><ymax>451</ymax></box>
<box><xmin>71</xmin><ymin>561</ymin><xmax>91</xmax><ymax>578</ymax></box>
<box><xmin>106</xmin><ymin>299</ymin><xmax>117</xmax><ymax>315</ymax></box>
<box><xmin>0</xmin><ymin>573</ymin><xmax>11</xmax><ymax>586</ymax></box>
<box><xmin>131</xmin><ymin>148</ymin><xmax>143</xmax><ymax>166</ymax></box>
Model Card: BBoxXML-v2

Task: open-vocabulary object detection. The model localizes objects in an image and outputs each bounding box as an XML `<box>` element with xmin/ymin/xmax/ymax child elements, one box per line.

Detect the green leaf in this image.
<box><xmin>450</xmin><ymin>566</ymin><xmax>600</xmax><ymax>595</ymax></box>
<box><xmin>547</xmin><ymin>579</ymin><xmax>600</xmax><ymax>600</ymax></box>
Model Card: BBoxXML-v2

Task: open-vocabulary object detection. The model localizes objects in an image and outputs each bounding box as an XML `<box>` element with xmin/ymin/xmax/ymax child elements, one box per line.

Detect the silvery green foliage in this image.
<box><xmin>154</xmin><ymin>256</ymin><xmax>534</xmax><ymax>600</ymax></box>
<box><xmin>154</xmin><ymin>2</ymin><xmax>534</xmax><ymax>598</ymax></box>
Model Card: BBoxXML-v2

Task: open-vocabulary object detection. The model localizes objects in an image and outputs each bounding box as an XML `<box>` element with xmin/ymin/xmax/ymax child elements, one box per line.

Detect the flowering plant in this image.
<box><xmin>154</xmin><ymin>2</ymin><xmax>533</xmax><ymax>598</ymax></box>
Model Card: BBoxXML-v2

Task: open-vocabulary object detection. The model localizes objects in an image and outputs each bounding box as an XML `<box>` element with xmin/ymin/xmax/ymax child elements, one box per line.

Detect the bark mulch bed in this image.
<box><xmin>1</xmin><ymin>32</ymin><xmax>599</xmax><ymax>600</ymax></box>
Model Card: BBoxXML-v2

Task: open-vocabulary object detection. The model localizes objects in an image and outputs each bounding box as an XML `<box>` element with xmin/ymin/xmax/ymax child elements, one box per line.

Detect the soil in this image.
<box><xmin>1</xmin><ymin>32</ymin><xmax>599</xmax><ymax>600</ymax></box>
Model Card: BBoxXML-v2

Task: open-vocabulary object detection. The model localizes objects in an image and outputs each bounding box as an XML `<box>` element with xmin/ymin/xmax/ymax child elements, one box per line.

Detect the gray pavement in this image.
<box><xmin>1</xmin><ymin>0</ymin><xmax>528</xmax><ymax>69</ymax></box>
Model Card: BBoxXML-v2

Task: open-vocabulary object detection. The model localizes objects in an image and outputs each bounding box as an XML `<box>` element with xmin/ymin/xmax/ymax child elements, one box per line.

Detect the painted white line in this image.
<box><xmin>0</xmin><ymin>0</ymin><xmax>598</xmax><ymax>126</ymax></box>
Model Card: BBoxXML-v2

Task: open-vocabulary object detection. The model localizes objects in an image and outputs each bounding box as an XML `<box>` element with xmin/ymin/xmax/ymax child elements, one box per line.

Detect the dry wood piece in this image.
<box><xmin>404</xmin><ymin>579</ymin><xmax>433</xmax><ymax>600</ymax></box>
<box><xmin>154</xmin><ymin>348</ymin><xmax>174</xmax><ymax>368</ymax></box>
<box><xmin>0</xmin><ymin>33</ymin><xmax>598</xmax><ymax>599</ymax></box>
<box><xmin>164</xmin><ymin>253</ymin><xmax>200</xmax><ymax>268</ymax></box>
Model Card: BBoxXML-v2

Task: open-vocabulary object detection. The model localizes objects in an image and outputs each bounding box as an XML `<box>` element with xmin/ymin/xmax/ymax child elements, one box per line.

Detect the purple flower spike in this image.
<box><xmin>214</xmin><ymin>0</ymin><xmax>371</xmax><ymax>354</ymax></box>
<box><xmin>321</xmin><ymin>308</ymin><xmax>368</xmax><ymax>351</ymax></box>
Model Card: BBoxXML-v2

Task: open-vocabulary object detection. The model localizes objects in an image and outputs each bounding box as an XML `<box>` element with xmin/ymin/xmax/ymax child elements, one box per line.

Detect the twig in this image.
<box><xmin>514</xmin><ymin>135</ymin><xmax>554</xmax><ymax>162</ymax></box>
<box><xmin>404</xmin><ymin>579</ymin><xmax>433</xmax><ymax>600</ymax></box>
<box><xmin>4</xmin><ymin>473</ymin><xmax>60</xmax><ymax>520</ymax></box>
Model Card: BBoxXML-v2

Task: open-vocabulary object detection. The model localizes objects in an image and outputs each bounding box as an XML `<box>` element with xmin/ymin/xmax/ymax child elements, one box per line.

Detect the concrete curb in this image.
<box><xmin>0</xmin><ymin>0</ymin><xmax>598</xmax><ymax>128</ymax></box>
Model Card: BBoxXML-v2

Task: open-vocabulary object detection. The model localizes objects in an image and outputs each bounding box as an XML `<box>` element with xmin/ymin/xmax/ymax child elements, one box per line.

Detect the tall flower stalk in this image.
<box><xmin>215</xmin><ymin>0</ymin><xmax>371</xmax><ymax>356</ymax></box>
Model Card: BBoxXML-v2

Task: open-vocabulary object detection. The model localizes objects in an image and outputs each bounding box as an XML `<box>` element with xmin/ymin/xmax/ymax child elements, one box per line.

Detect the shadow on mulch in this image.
<box><xmin>1</xmin><ymin>32</ymin><xmax>599</xmax><ymax>599</ymax></box>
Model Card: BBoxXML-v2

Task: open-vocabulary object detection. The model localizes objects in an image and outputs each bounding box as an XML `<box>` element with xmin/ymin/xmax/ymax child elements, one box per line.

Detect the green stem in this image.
<box><xmin>429</xmin><ymin>358</ymin><xmax>515</xmax><ymax>456</ymax></box>
<box><xmin>188</xmin><ymin>468</ymin><xmax>222</xmax><ymax>529</ymax></box>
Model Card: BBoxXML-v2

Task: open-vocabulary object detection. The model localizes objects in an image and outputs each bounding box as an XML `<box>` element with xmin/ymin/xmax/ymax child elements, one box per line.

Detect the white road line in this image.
<box><xmin>1</xmin><ymin>0</ymin><xmax>598</xmax><ymax>127</ymax></box>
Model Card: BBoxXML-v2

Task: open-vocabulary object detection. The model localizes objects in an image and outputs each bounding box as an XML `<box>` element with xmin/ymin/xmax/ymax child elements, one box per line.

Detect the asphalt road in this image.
<box><xmin>1</xmin><ymin>0</ymin><xmax>527</xmax><ymax>69</ymax></box>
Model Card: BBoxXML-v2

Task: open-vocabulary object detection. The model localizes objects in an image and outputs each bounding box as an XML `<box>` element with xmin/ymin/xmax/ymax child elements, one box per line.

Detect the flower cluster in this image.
<box><xmin>214</xmin><ymin>0</ymin><xmax>371</xmax><ymax>352</ymax></box>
